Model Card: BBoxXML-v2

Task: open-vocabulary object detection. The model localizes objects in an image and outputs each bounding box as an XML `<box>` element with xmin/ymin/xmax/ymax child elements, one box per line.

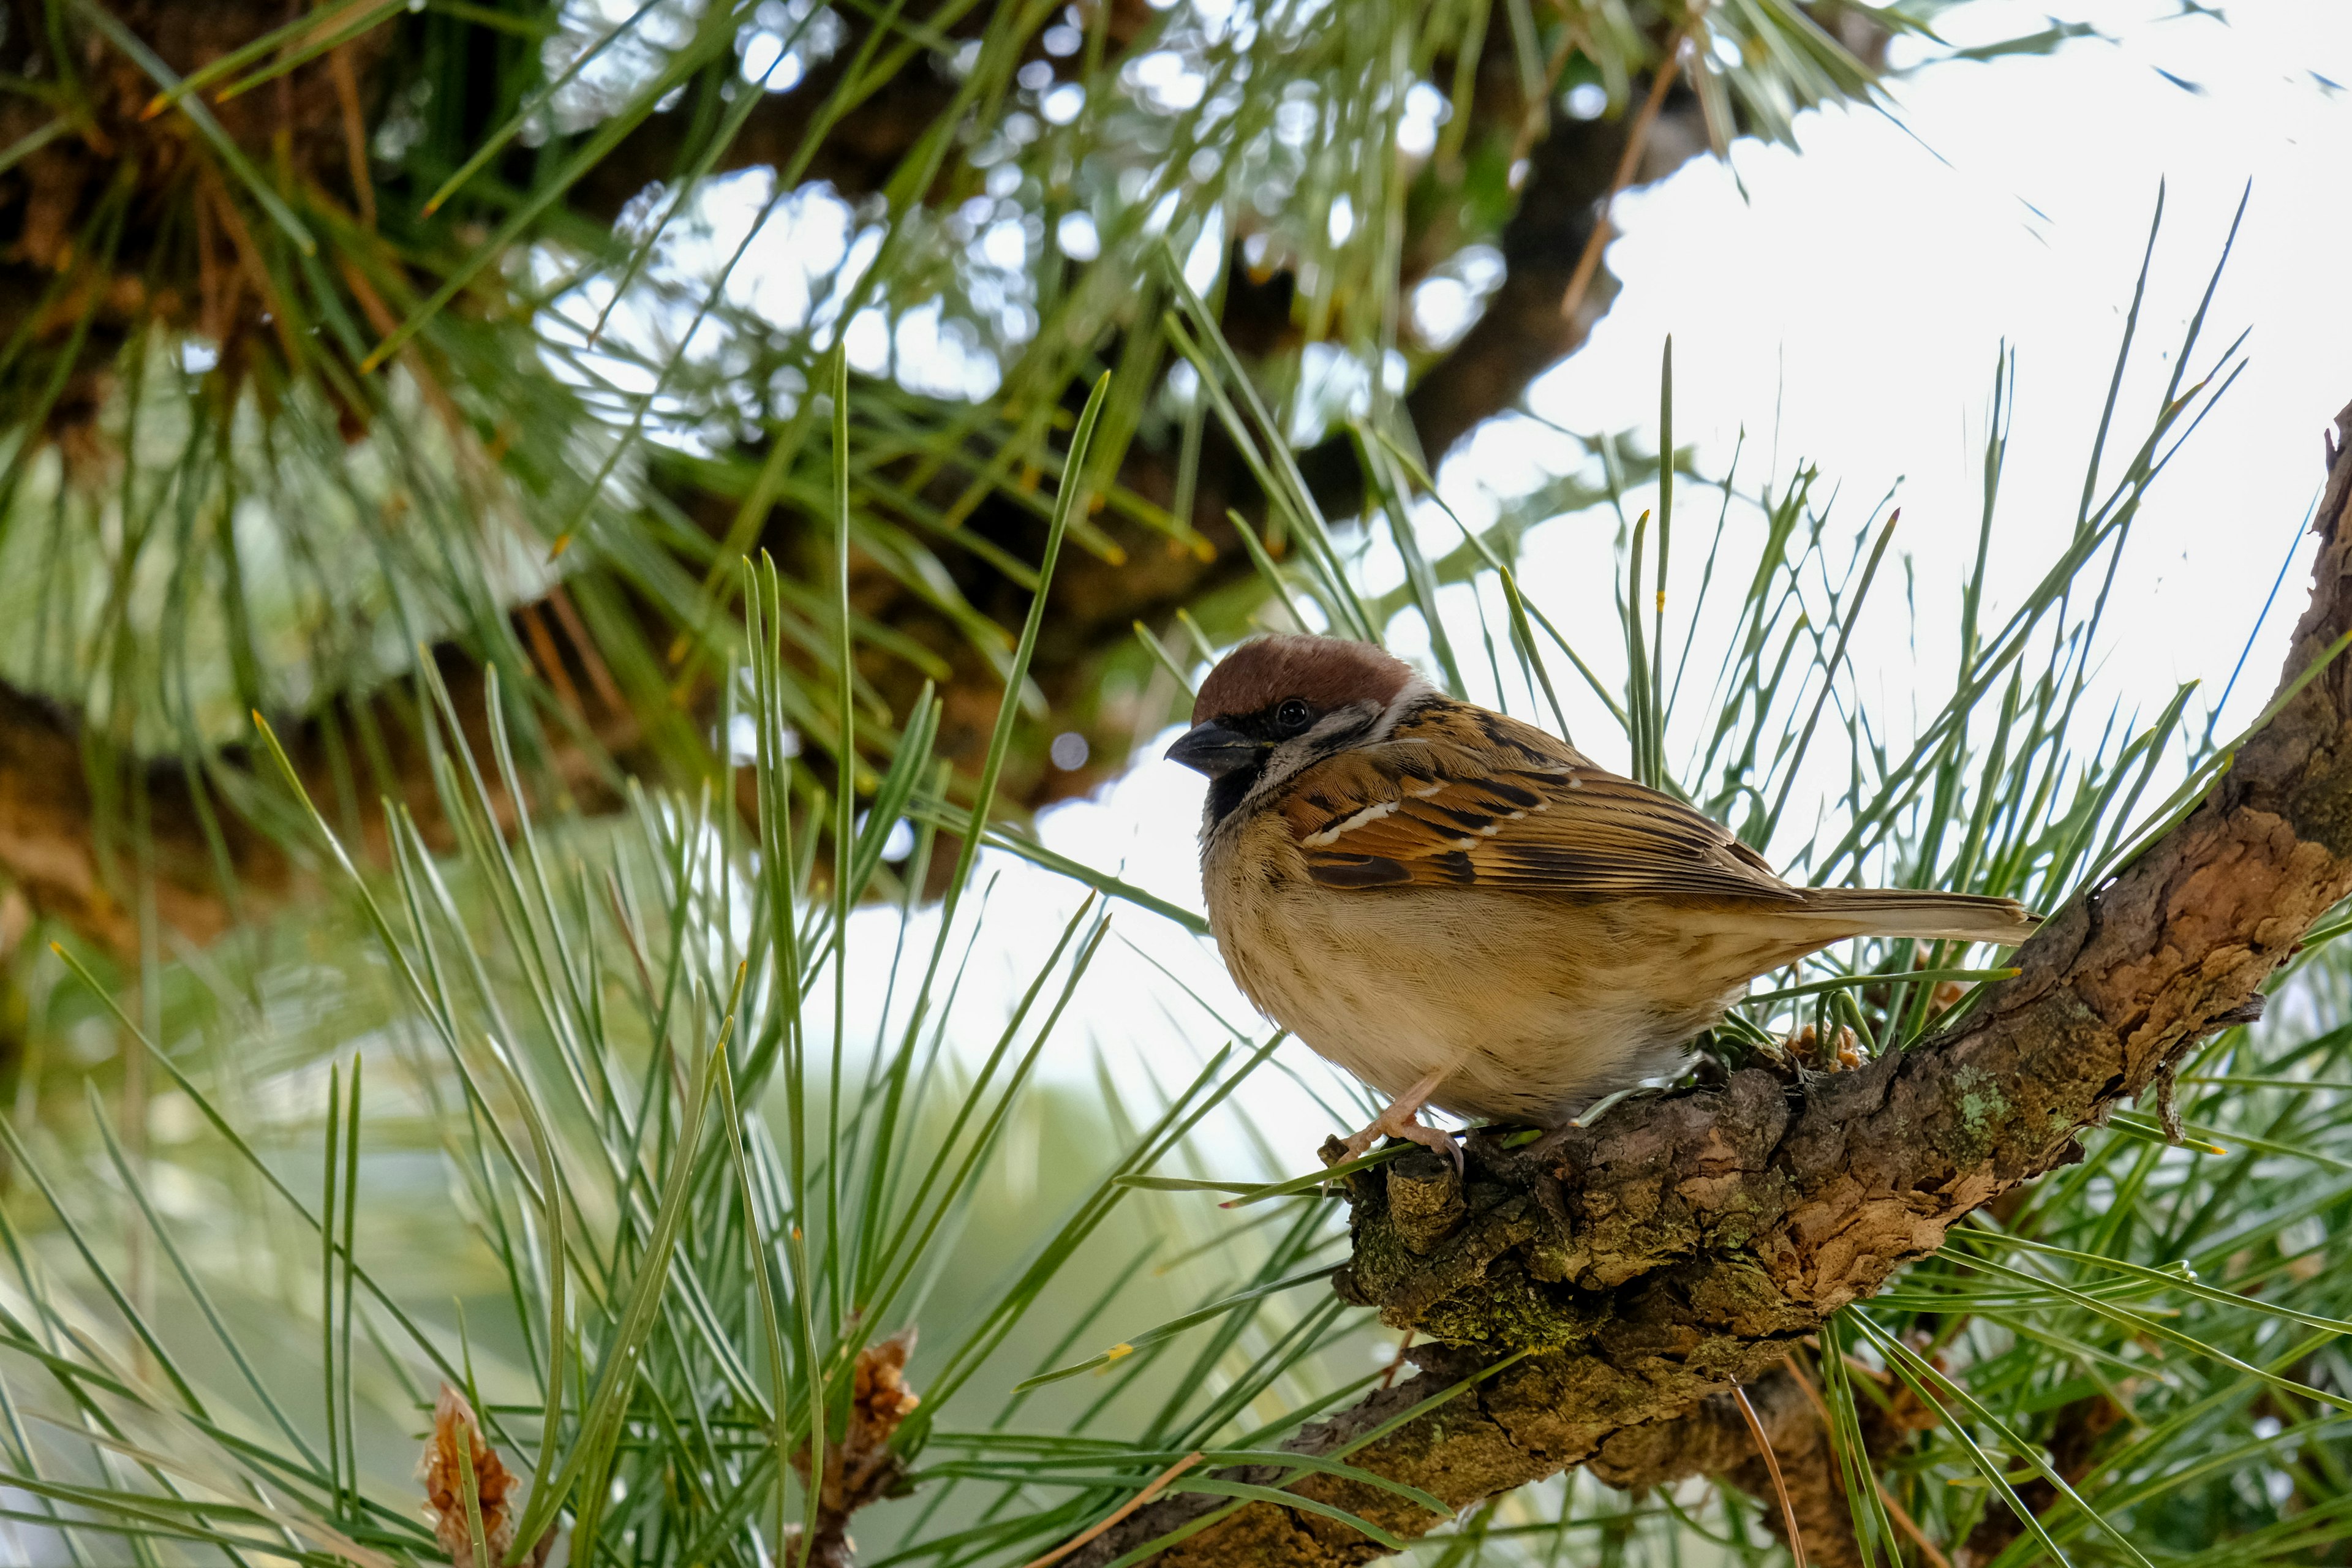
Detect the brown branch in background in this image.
<box><xmin>1557</xmin><ymin>30</ymin><xmax>1692</xmax><ymax>329</ymax></box>
<box><xmin>0</xmin><ymin>615</ymin><xmax>646</xmax><ymax>956</ymax></box>
<box><xmin>328</xmin><ymin>42</ymin><xmax>376</xmax><ymax>230</ymax></box>
<box><xmin>1606</xmin><ymin>1365</ymin><xmax>1866</xmax><ymax>1568</ymax></box>
<box><xmin>1955</xmin><ymin>1392</ymin><xmax>2124</xmax><ymax>1566</ymax></box>
<box><xmin>1059</xmin><ymin>401</ymin><xmax>2352</xmax><ymax>1566</ymax></box>
<box><xmin>1379</xmin><ymin>83</ymin><xmax>1710</xmax><ymax>478</ymax></box>
<box><xmin>1781</xmin><ymin>1352</ymin><xmax>1953</xmax><ymax>1568</ymax></box>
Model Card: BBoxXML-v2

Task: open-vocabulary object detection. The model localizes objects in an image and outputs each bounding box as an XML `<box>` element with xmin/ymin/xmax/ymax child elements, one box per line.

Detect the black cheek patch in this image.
<box><xmin>1307</xmin><ymin>854</ymin><xmax>1412</xmax><ymax>888</ymax></box>
<box><xmin>1393</xmin><ymin>697</ymin><xmax>1449</xmax><ymax>732</ymax></box>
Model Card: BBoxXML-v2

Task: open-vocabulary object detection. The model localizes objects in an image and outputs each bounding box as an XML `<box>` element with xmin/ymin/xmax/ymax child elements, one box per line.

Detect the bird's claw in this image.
<box><xmin>1340</xmin><ymin>1114</ymin><xmax>1463</xmax><ymax>1174</ymax></box>
<box><xmin>1400</xmin><ymin>1118</ymin><xmax>1466</xmax><ymax>1175</ymax></box>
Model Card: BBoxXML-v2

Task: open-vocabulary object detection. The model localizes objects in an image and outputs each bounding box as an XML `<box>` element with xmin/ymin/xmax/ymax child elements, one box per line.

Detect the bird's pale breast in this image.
<box><xmin>1202</xmin><ymin>810</ymin><xmax>1800</xmax><ymax>1125</ymax></box>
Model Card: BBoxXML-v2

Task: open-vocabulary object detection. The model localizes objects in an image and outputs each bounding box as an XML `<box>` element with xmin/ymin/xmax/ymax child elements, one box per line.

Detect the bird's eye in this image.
<box><xmin>1274</xmin><ymin>698</ymin><xmax>1313</xmax><ymax>735</ymax></box>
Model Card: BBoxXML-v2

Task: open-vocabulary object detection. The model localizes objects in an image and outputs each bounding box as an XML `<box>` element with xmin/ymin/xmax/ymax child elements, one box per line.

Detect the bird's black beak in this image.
<box><xmin>1165</xmin><ymin>722</ymin><xmax>1259</xmax><ymax>778</ymax></box>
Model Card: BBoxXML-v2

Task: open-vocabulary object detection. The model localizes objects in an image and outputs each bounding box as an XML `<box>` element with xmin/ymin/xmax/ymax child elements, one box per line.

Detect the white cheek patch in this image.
<box><xmin>1248</xmin><ymin>702</ymin><xmax>1386</xmax><ymax>806</ymax></box>
<box><xmin>1305</xmin><ymin>706</ymin><xmax>1382</xmax><ymax>747</ymax></box>
<box><xmin>1302</xmin><ymin>799</ymin><xmax>1398</xmax><ymax>846</ymax></box>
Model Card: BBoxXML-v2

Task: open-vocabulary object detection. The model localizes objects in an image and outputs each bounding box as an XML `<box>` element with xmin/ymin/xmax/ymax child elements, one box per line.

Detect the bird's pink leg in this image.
<box><xmin>1338</xmin><ymin>1071</ymin><xmax>1458</xmax><ymax>1168</ymax></box>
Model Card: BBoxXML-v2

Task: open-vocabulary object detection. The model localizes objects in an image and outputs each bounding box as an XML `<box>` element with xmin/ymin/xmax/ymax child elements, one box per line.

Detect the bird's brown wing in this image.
<box><xmin>1279</xmin><ymin>707</ymin><xmax>1800</xmax><ymax>903</ymax></box>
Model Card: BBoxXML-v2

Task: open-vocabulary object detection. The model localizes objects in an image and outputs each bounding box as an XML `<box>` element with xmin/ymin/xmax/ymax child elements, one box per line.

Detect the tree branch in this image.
<box><xmin>0</xmin><ymin>611</ymin><xmax>643</xmax><ymax>956</ymax></box>
<box><xmin>0</xmin><ymin>61</ymin><xmax>1724</xmax><ymax>952</ymax></box>
<box><xmin>852</xmin><ymin>87</ymin><xmax>1719</xmax><ymax>812</ymax></box>
<box><xmin>1063</xmin><ymin>396</ymin><xmax>2352</xmax><ymax>1566</ymax></box>
<box><xmin>1397</xmin><ymin>90</ymin><xmax>1711</xmax><ymax>472</ymax></box>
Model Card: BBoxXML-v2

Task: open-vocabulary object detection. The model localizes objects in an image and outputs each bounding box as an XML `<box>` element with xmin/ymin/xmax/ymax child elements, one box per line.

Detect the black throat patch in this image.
<box><xmin>1204</xmin><ymin>761</ymin><xmax>1262</xmax><ymax>827</ymax></box>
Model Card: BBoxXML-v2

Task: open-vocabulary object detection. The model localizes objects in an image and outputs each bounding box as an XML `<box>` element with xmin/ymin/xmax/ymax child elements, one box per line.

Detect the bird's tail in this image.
<box><xmin>1793</xmin><ymin>888</ymin><xmax>2040</xmax><ymax>947</ymax></box>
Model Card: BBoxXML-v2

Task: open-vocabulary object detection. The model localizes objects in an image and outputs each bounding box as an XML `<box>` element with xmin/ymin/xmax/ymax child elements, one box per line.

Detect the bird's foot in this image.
<box><xmin>1338</xmin><ymin>1110</ymin><xmax>1461</xmax><ymax>1173</ymax></box>
<box><xmin>1333</xmin><ymin>1071</ymin><xmax>1458</xmax><ymax>1170</ymax></box>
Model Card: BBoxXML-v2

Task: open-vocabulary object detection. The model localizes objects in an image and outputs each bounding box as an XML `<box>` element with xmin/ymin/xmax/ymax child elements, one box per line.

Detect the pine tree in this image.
<box><xmin>0</xmin><ymin>4</ymin><xmax>2343</xmax><ymax>1567</ymax></box>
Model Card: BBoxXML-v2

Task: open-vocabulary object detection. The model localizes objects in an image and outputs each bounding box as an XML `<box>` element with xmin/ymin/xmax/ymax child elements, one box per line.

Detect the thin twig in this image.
<box><xmin>518</xmin><ymin>603</ymin><xmax>588</xmax><ymax>720</ymax></box>
<box><xmin>546</xmin><ymin>581</ymin><xmax>631</xmax><ymax>718</ymax></box>
<box><xmin>328</xmin><ymin>43</ymin><xmax>375</xmax><ymax>230</ymax></box>
<box><xmin>1379</xmin><ymin>1330</ymin><xmax>1414</xmax><ymax>1389</ymax></box>
<box><xmin>1020</xmin><ymin>1452</ymin><xmax>1204</xmax><ymax>1568</ymax></box>
<box><xmin>1733</xmin><ymin>1383</ymin><xmax>1809</xmax><ymax>1568</ymax></box>
<box><xmin>1558</xmin><ymin>22</ymin><xmax>1693</xmax><ymax>325</ymax></box>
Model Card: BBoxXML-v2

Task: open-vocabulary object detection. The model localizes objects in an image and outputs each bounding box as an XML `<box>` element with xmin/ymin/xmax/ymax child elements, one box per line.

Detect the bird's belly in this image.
<box><xmin>1207</xmin><ymin>862</ymin><xmax>1778</xmax><ymax>1125</ymax></box>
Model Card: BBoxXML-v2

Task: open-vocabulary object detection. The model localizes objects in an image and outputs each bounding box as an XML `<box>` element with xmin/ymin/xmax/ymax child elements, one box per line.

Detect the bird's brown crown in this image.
<box><xmin>1192</xmin><ymin>636</ymin><xmax>1417</xmax><ymax>724</ymax></box>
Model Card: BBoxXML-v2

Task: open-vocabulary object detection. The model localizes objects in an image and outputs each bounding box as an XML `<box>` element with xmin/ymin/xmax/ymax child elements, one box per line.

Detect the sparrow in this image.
<box><xmin>1166</xmin><ymin>635</ymin><xmax>2040</xmax><ymax>1161</ymax></box>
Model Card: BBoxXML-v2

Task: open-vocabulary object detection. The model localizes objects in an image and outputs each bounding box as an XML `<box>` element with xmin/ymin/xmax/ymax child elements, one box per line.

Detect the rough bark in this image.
<box><xmin>1060</xmin><ymin>398</ymin><xmax>2352</xmax><ymax>1565</ymax></box>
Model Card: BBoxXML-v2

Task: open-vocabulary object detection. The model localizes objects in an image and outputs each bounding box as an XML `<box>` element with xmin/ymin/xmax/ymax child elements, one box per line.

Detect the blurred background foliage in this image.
<box><xmin>0</xmin><ymin>0</ymin><xmax>2339</xmax><ymax>1565</ymax></box>
<box><xmin>0</xmin><ymin>0</ymin><xmax>1947</xmax><ymax>964</ymax></box>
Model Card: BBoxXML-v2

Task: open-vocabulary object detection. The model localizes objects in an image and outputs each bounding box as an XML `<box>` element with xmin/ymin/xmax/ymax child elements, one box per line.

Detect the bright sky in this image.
<box><xmin>1525</xmin><ymin>0</ymin><xmax>2352</xmax><ymax>742</ymax></box>
<box><xmin>826</xmin><ymin>0</ymin><xmax>2352</xmax><ymax>1169</ymax></box>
